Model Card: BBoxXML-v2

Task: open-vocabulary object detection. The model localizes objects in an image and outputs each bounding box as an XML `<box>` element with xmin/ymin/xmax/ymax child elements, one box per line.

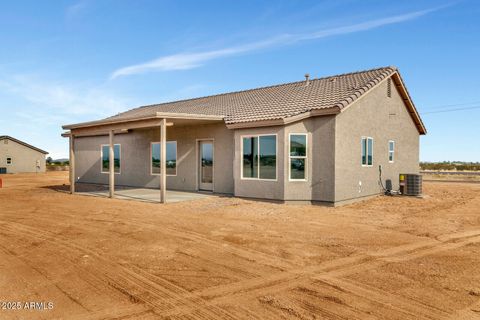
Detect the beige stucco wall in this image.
<box><xmin>282</xmin><ymin>116</ymin><xmax>336</xmax><ymax>202</ymax></box>
<box><xmin>74</xmin><ymin>122</ymin><xmax>234</xmax><ymax>194</ymax></box>
<box><xmin>232</xmin><ymin>115</ymin><xmax>336</xmax><ymax>202</ymax></box>
<box><xmin>334</xmin><ymin>78</ymin><xmax>420</xmax><ymax>203</ymax></box>
<box><xmin>0</xmin><ymin>139</ymin><xmax>46</xmax><ymax>173</ymax></box>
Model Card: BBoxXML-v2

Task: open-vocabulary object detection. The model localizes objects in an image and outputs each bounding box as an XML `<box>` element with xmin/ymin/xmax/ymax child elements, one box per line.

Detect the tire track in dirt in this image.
<box><xmin>263</xmin><ymin>234</ymin><xmax>480</xmax><ymax>319</ymax></box>
<box><xmin>1</xmin><ymin>206</ymin><xmax>301</xmax><ymax>318</ymax></box>
<box><xmin>320</xmin><ymin>236</ymin><xmax>480</xmax><ymax>279</ymax></box>
<box><xmin>313</xmin><ymin>276</ymin><xmax>451</xmax><ymax>320</ymax></box>
<box><xmin>3</xmin><ymin>217</ymin><xmax>480</xmax><ymax>319</ymax></box>
<box><xmin>1</xmin><ymin>208</ymin><xmax>301</xmax><ymax>300</ymax></box>
<box><xmin>2</xmin><ymin>210</ymin><xmax>293</xmax><ymax>292</ymax></box>
<box><xmin>67</xmin><ymin>305</ymin><xmax>155</xmax><ymax>320</ymax></box>
<box><xmin>191</xmin><ymin>239</ymin><xmax>441</xmax><ymax>302</ymax></box>
<box><xmin>0</xmin><ymin>225</ymin><xmax>156</xmax><ymax>320</ymax></box>
<box><xmin>363</xmin><ymin>229</ymin><xmax>480</xmax><ymax>259</ymax></box>
<box><xmin>1</xmin><ymin>209</ymin><xmax>298</xmax><ymax>273</ymax></box>
<box><xmin>9</xmin><ymin>220</ymin><xmax>476</xmax><ymax>319</ymax></box>
<box><xmin>0</xmin><ymin>244</ymin><xmax>94</xmax><ymax>313</ymax></box>
<box><xmin>115</xmin><ymin>219</ymin><xmax>300</xmax><ymax>272</ymax></box>
<box><xmin>173</xmin><ymin>230</ymin><xmax>480</xmax><ymax>317</ymax></box>
<box><xmin>3</xmin><ymin>207</ymin><xmax>480</xmax><ymax>318</ymax></box>
<box><xmin>379</xmin><ymin>234</ymin><xmax>480</xmax><ymax>264</ymax></box>
<box><xmin>0</xmin><ymin>221</ymin><xmax>239</xmax><ymax>320</ymax></box>
<box><xmin>448</xmin><ymin>299</ymin><xmax>480</xmax><ymax>320</ymax></box>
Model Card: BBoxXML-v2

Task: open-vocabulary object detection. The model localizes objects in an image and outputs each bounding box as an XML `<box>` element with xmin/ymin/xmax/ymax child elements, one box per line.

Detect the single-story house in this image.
<box><xmin>0</xmin><ymin>135</ymin><xmax>48</xmax><ymax>173</ymax></box>
<box><xmin>62</xmin><ymin>66</ymin><xmax>426</xmax><ymax>205</ymax></box>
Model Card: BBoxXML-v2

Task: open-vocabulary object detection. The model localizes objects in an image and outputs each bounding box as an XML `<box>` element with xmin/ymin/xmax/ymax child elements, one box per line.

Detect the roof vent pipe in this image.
<box><xmin>304</xmin><ymin>73</ymin><xmax>310</xmax><ymax>86</ymax></box>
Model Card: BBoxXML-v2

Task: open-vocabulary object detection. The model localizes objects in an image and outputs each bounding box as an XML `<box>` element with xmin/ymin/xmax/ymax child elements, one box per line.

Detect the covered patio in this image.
<box><xmin>62</xmin><ymin>112</ymin><xmax>225</xmax><ymax>203</ymax></box>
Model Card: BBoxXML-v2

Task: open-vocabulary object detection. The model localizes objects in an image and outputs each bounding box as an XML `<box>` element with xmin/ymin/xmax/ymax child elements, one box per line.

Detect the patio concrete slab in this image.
<box><xmin>75</xmin><ymin>183</ymin><xmax>214</xmax><ymax>203</ymax></box>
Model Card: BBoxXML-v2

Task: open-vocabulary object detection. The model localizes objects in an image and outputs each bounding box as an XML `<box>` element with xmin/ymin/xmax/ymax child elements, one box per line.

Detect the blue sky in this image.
<box><xmin>0</xmin><ymin>0</ymin><xmax>478</xmax><ymax>161</ymax></box>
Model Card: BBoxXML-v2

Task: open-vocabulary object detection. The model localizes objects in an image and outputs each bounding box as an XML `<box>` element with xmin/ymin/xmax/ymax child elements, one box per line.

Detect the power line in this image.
<box><xmin>423</xmin><ymin>100</ymin><xmax>480</xmax><ymax>110</ymax></box>
<box><xmin>421</xmin><ymin>105</ymin><xmax>480</xmax><ymax>114</ymax></box>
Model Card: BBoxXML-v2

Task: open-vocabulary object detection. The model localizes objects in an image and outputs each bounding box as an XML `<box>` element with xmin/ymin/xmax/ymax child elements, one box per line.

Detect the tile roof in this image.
<box><xmin>107</xmin><ymin>66</ymin><xmax>396</xmax><ymax>124</ymax></box>
<box><xmin>0</xmin><ymin>135</ymin><xmax>48</xmax><ymax>154</ymax></box>
<box><xmin>64</xmin><ymin>66</ymin><xmax>425</xmax><ymax>134</ymax></box>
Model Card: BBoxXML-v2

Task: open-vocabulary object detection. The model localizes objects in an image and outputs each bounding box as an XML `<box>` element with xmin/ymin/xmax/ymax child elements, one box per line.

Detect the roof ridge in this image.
<box><xmin>108</xmin><ymin>65</ymin><xmax>396</xmax><ymax>118</ymax></box>
<box><xmin>0</xmin><ymin>135</ymin><xmax>48</xmax><ymax>154</ymax></box>
<box><xmin>314</xmin><ymin>65</ymin><xmax>396</xmax><ymax>82</ymax></box>
<box><xmin>332</xmin><ymin>67</ymin><xmax>396</xmax><ymax>109</ymax></box>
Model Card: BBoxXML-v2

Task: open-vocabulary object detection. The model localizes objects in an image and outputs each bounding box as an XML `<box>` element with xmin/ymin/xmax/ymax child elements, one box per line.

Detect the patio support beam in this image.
<box><xmin>67</xmin><ymin>118</ymin><xmax>173</xmax><ymax>136</ymax></box>
<box><xmin>160</xmin><ymin>118</ymin><xmax>167</xmax><ymax>203</ymax></box>
<box><xmin>69</xmin><ymin>134</ymin><xmax>75</xmax><ymax>194</ymax></box>
<box><xmin>109</xmin><ymin>130</ymin><xmax>115</xmax><ymax>198</ymax></box>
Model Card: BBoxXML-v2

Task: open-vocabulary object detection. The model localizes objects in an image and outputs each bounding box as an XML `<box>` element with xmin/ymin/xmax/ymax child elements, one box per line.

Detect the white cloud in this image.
<box><xmin>0</xmin><ymin>74</ymin><xmax>130</xmax><ymax>120</ymax></box>
<box><xmin>296</xmin><ymin>7</ymin><xmax>441</xmax><ymax>41</ymax></box>
<box><xmin>0</xmin><ymin>74</ymin><xmax>132</xmax><ymax>158</ymax></box>
<box><xmin>110</xmin><ymin>35</ymin><xmax>289</xmax><ymax>79</ymax></box>
<box><xmin>110</xmin><ymin>6</ymin><xmax>443</xmax><ymax>79</ymax></box>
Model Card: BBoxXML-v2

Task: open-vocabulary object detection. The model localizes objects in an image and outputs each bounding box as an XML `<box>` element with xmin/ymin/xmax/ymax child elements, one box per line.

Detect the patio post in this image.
<box><xmin>109</xmin><ymin>129</ymin><xmax>115</xmax><ymax>198</ymax></box>
<box><xmin>69</xmin><ymin>133</ymin><xmax>75</xmax><ymax>194</ymax></box>
<box><xmin>160</xmin><ymin>118</ymin><xmax>167</xmax><ymax>203</ymax></box>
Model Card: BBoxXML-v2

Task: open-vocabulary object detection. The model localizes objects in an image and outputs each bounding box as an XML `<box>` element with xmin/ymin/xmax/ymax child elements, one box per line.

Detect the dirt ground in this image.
<box><xmin>1</xmin><ymin>172</ymin><xmax>480</xmax><ymax>320</ymax></box>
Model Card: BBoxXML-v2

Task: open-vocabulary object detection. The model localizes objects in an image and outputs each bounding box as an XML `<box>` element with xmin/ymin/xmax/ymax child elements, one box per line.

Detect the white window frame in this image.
<box><xmin>361</xmin><ymin>137</ymin><xmax>374</xmax><ymax>167</ymax></box>
<box><xmin>6</xmin><ymin>157</ymin><xmax>12</xmax><ymax>165</ymax></box>
<box><xmin>100</xmin><ymin>144</ymin><xmax>121</xmax><ymax>174</ymax></box>
<box><xmin>240</xmin><ymin>133</ymin><xmax>278</xmax><ymax>181</ymax></box>
<box><xmin>150</xmin><ymin>141</ymin><xmax>178</xmax><ymax>176</ymax></box>
<box><xmin>196</xmin><ymin>138</ymin><xmax>215</xmax><ymax>192</ymax></box>
<box><xmin>288</xmin><ymin>133</ymin><xmax>308</xmax><ymax>181</ymax></box>
<box><xmin>388</xmin><ymin>140</ymin><xmax>395</xmax><ymax>163</ymax></box>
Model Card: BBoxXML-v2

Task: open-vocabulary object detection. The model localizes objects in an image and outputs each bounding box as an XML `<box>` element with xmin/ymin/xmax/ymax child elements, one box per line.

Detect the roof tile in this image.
<box><xmin>105</xmin><ymin>66</ymin><xmax>397</xmax><ymax>124</ymax></box>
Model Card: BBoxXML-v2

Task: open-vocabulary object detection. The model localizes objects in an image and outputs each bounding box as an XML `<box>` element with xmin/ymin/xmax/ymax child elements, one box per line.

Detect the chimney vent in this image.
<box><xmin>304</xmin><ymin>73</ymin><xmax>310</xmax><ymax>86</ymax></box>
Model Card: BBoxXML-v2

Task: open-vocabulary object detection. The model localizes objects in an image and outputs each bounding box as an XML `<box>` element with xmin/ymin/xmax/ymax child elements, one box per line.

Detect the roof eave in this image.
<box><xmin>62</xmin><ymin>115</ymin><xmax>159</xmax><ymax>130</ymax></box>
<box><xmin>62</xmin><ymin>112</ymin><xmax>225</xmax><ymax>130</ymax></box>
<box><xmin>225</xmin><ymin>107</ymin><xmax>341</xmax><ymax>129</ymax></box>
<box><xmin>391</xmin><ymin>72</ymin><xmax>427</xmax><ymax>135</ymax></box>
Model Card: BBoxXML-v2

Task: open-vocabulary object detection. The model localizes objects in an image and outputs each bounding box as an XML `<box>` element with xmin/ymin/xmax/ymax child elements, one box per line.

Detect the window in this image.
<box><xmin>151</xmin><ymin>141</ymin><xmax>177</xmax><ymax>175</ymax></box>
<box><xmin>361</xmin><ymin>137</ymin><xmax>373</xmax><ymax>166</ymax></box>
<box><xmin>289</xmin><ymin>134</ymin><xmax>307</xmax><ymax>180</ymax></box>
<box><xmin>101</xmin><ymin>144</ymin><xmax>121</xmax><ymax>173</ymax></box>
<box><xmin>242</xmin><ymin>135</ymin><xmax>276</xmax><ymax>180</ymax></box>
<box><xmin>243</xmin><ymin>136</ymin><xmax>258</xmax><ymax>178</ymax></box>
<box><xmin>6</xmin><ymin>157</ymin><xmax>12</xmax><ymax>165</ymax></box>
<box><xmin>388</xmin><ymin>140</ymin><xmax>395</xmax><ymax>163</ymax></box>
<box><xmin>259</xmin><ymin>136</ymin><xmax>276</xmax><ymax>179</ymax></box>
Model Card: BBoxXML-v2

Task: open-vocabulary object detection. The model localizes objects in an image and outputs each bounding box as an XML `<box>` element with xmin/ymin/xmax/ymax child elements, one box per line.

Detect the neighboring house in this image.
<box><xmin>0</xmin><ymin>136</ymin><xmax>48</xmax><ymax>173</ymax></box>
<box><xmin>62</xmin><ymin>66</ymin><xmax>426</xmax><ymax>205</ymax></box>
